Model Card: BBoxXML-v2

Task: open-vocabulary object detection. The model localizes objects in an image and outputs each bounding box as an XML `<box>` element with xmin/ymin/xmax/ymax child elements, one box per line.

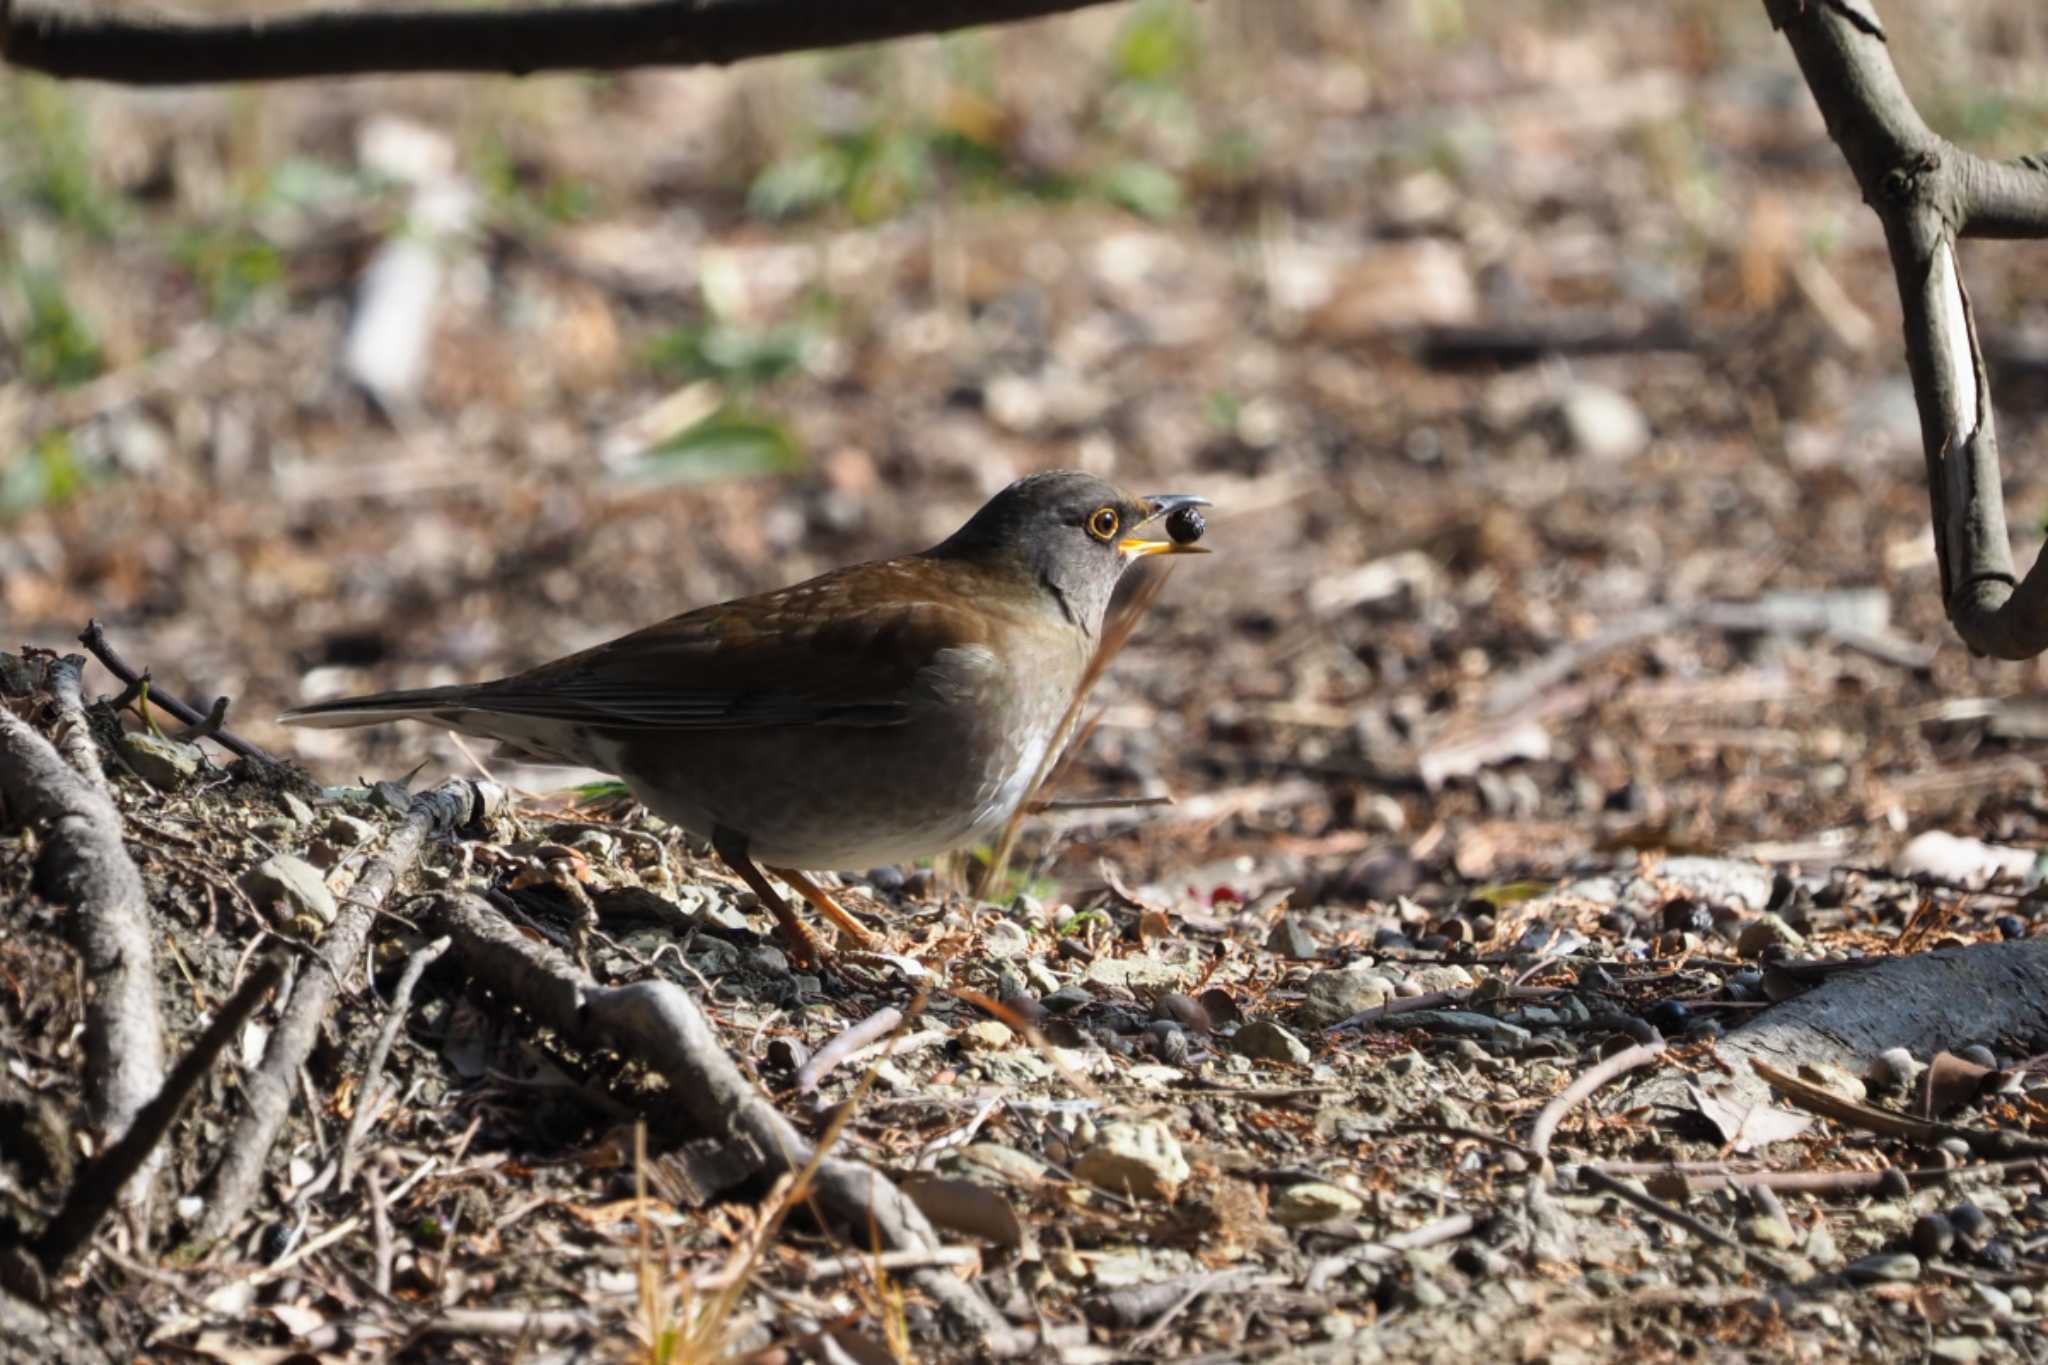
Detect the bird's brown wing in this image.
<box><xmin>457</xmin><ymin>558</ymin><xmax>999</xmax><ymax>731</ymax></box>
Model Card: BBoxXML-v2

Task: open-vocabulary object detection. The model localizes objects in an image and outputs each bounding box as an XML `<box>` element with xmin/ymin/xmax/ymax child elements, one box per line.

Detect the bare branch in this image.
<box><xmin>0</xmin><ymin>699</ymin><xmax>166</xmax><ymax>1228</ymax></box>
<box><xmin>1767</xmin><ymin>0</ymin><xmax>2048</xmax><ymax>657</ymax></box>
<box><xmin>1</xmin><ymin>0</ymin><xmax>1125</xmax><ymax>86</ymax></box>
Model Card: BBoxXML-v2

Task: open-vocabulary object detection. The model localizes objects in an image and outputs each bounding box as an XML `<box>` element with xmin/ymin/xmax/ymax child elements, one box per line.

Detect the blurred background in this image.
<box><xmin>9</xmin><ymin>0</ymin><xmax>2048</xmax><ymax>898</ymax></box>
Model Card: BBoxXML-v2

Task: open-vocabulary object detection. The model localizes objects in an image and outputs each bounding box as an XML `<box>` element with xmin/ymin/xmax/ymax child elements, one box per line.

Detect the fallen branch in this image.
<box><xmin>337</xmin><ymin>934</ymin><xmax>451</xmax><ymax>1191</ymax></box>
<box><xmin>1530</xmin><ymin>1040</ymin><xmax>1667</xmax><ymax>1165</ymax></box>
<box><xmin>45</xmin><ymin>654</ymin><xmax>113</xmax><ymax>799</ymax></box>
<box><xmin>32</xmin><ymin>953</ymin><xmax>287</xmax><ymax>1280</ymax></box>
<box><xmin>0</xmin><ymin>695</ymin><xmax>166</xmax><ymax>1227</ymax></box>
<box><xmin>1303</xmin><ymin>1212</ymin><xmax>1479</xmax><ymax>1295</ymax></box>
<box><xmin>418</xmin><ymin>891</ymin><xmax>1029</xmax><ymax>1354</ymax></box>
<box><xmin>795</xmin><ymin>1007</ymin><xmax>905</xmax><ymax>1098</ymax></box>
<box><xmin>1576</xmin><ymin>1167</ymin><xmax>1795</xmax><ymax>1282</ymax></box>
<box><xmin>195</xmin><ymin>779</ymin><xmax>503</xmax><ymax>1242</ymax></box>
<box><xmin>1751</xmin><ymin>1058</ymin><xmax>2048</xmax><ymax>1159</ymax></box>
<box><xmin>76</xmin><ymin>620</ymin><xmax>281</xmax><ymax>765</ymax></box>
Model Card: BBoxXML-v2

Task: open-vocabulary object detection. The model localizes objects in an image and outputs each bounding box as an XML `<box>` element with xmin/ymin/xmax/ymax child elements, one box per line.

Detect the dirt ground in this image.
<box><xmin>10</xmin><ymin>1</ymin><xmax>2048</xmax><ymax>1360</ymax></box>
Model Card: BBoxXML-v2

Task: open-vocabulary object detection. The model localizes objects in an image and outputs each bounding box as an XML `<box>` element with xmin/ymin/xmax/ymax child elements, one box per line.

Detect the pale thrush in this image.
<box><xmin>281</xmin><ymin>471</ymin><xmax>1209</xmax><ymax>962</ymax></box>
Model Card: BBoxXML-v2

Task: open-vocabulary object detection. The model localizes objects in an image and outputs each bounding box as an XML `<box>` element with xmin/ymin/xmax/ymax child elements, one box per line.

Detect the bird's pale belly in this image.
<box><xmin>593</xmin><ymin>676</ymin><xmax>1069</xmax><ymax>870</ymax></box>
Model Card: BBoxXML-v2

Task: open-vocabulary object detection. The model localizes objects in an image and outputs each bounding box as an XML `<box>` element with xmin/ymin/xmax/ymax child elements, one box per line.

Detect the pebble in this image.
<box><xmin>1741</xmin><ymin>1215</ymin><xmax>1799</xmax><ymax>1250</ymax></box>
<box><xmin>242</xmin><ymin>854</ymin><xmax>338</xmax><ymax>928</ymax></box>
<box><xmin>120</xmin><ymin>732</ymin><xmax>206</xmax><ymax>789</ymax></box>
<box><xmin>1911</xmin><ymin>1213</ymin><xmax>1955</xmax><ymax>1259</ymax></box>
<box><xmin>1408</xmin><ymin>964</ymin><xmax>1475</xmax><ymax>993</ymax></box>
<box><xmin>959</xmin><ymin>1020</ymin><xmax>1016</xmax><ymax>1051</ymax></box>
<box><xmin>957</xmin><ymin>1143</ymin><xmax>1053</xmax><ymax>1186</ymax></box>
<box><xmin>1233</xmin><ymin>1020</ymin><xmax>1312</xmax><ymax>1066</ymax></box>
<box><xmin>981</xmin><ymin>919</ymin><xmax>1031</xmax><ymax>959</ymax></box>
<box><xmin>1153</xmin><ymin>993</ymin><xmax>1212</xmax><ymax>1033</ymax></box>
<box><xmin>1845</xmin><ymin>1252</ymin><xmax>1921</xmax><ymax>1284</ymax></box>
<box><xmin>1042</xmin><ymin>986</ymin><xmax>1094</xmax><ymax>1014</ymax></box>
<box><xmin>1557</xmin><ymin>382</ymin><xmax>1650</xmax><ymax>460</ymax></box>
<box><xmin>1928</xmin><ymin>1338</ymin><xmax>1982</xmax><ymax>1364</ymax></box>
<box><xmin>1297</xmin><ymin>966</ymin><xmax>1393</xmax><ymax>1029</ymax></box>
<box><xmin>1271</xmin><ymin>1181</ymin><xmax>1363</xmax><ymax>1226</ymax></box>
<box><xmin>1997</xmin><ymin>914</ymin><xmax>2028</xmax><ymax>941</ymax></box>
<box><xmin>1643</xmin><ymin>1000</ymin><xmax>1691</xmax><ymax>1035</ymax></box>
<box><xmin>1957</xmin><ymin>1044</ymin><xmax>1998</xmax><ymax>1069</ymax></box>
<box><xmin>763</xmin><ymin>1037</ymin><xmax>809</xmax><ymax>1071</ymax></box>
<box><xmin>743</xmin><ymin>945</ymin><xmax>789</xmax><ymax>976</ymax></box>
<box><xmin>1735</xmin><ymin>913</ymin><xmax>1806</xmax><ymax>959</ymax></box>
<box><xmin>1949</xmin><ymin>1201</ymin><xmax>1992</xmax><ymax>1245</ymax></box>
<box><xmin>1972</xmin><ymin>1281</ymin><xmax>2014</xmax><ymax>1318</ymax></box>
<box><xmin>279</xmin><ymin>791</ymin><xmax>315</xmax><ymax>824</ymax></box>
<box><xmin>1875</xmin><ymin>1047</ymin><xmax>1924</xmax><ymax>1094</ymax></box>
<box><xmin>1265</xmin><ymin>916</ymin><xmax>1319</xmax><ymax>960</ymax></box>
<box><xmin>1073</xmin><ymin>1120</ymin><xmax>1189</xmax><ymax>1200</ymax></box>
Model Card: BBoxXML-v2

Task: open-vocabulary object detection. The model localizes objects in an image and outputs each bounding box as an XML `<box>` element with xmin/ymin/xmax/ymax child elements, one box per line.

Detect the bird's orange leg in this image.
<box><xmin>712</xmin><ymin>829</ymin><xmax>824</xmax><ymax>970</ymax></box>
<box><xmin>768</xmin><ymin>866</ymin><xmax>878</xmax><ymax>949</ymax></box>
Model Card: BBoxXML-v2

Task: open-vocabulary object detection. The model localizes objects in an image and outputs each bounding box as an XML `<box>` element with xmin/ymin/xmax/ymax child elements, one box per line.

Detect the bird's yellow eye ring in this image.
<box><xmin>1087</xmin><ymin>506</ymin><xmax>1121</xmax><ymax>541</ymax></box>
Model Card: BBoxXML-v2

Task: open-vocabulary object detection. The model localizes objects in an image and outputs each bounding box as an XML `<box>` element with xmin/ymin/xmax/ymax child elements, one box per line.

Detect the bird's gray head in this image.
<box><xmin>926</xmin><ymin>470</ymin><xmax>1208</xmax><ymax>633</ymax></box>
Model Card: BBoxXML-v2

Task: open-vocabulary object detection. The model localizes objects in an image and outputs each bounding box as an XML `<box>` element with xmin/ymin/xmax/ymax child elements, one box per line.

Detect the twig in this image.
<box><xmin>1751</xmin><ymin>1057</ymin><xmax>2048</xmax><ymax>1157</ymax></box>
<box><xmin>45</xmin><ymin>654</ymin><xmax>113</xmax><ymax>799</ymax></box>
<box><xmin>338</xmin><ymin>935</ymin><xmax>451</xmax><ymax>1190</ymax></box>
<box><xmin>32</xmin><ymin>953</ymin><xmax>287</xmax><ymax>1279</ymax></box>
<box><xmin>1529</xmin><ymin>1040</ymin><xmax>1667</xmax><ymax>1164</ymax></box>
<box><xmin>1577</xmin><ymin>1167</ymin><xmax>1793</xmax><ymax>1282</ymax></box>
<box><xmin>0</xmin><ymin>700</ymin><xmax>165</xmax><ymax>1230</ymax></box>
<box><xmin>75</xmin><ymin>620</ymin><xmax>281</xmax><ymax>764</ymax></box>
<box><xmin>368</xmin><ymin>1170</ymin><xmax>394</xmax><ymax>1299</ymax></box>
<box><xmin>196</xmin><ymin>779</ymin><xmax>502</xmax><ymax>1243</ymax></box>
<box><xmin>1591</xmin><ymin>1155</ymin><xmax>2046</xmax><ymax>1196</ymax></box>
<box><xmin>795</xmin><ymin>1008</ymin><xmax>904</xmax><ymax>1098</ymax></box>
<box><xmin>418</xmin><ymin>892</ymin><xmax>1027</xmax><ymax>1354</ymax></box>
<box><xmin>170</xmin><ymin>695</ymin><xmax>230</xmax><ymax>745</ymax></box>
<box><xmin>1025</xmin><ymin>795</ymin><xmax>1176</xmax><ymax>814</ymax></box>
<box><xmin>799</xmin><ymin>1245</ymin><xmax>982</xmax><ymax>1282</ymax></box>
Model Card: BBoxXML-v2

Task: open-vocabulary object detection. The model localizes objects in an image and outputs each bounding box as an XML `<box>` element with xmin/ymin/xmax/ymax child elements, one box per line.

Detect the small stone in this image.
<box><xmin>1845</xmin><ymin>1252</ymin><xmax>1921</xmax><ymax>1284</ymax></box>
<box><xmin>1948</xmin><ymin>1201</ymin><xmax>1992</xmax><ymax>1245</ymax></box>
<box><xmin>1073</xmin><ymin>1120</ymin><xmax>1189</xmax><ymax>1201</ymax></box>
<box><xmin>1297</xmin><ymin>967</ymin><xmax>1393</xmax><ymax>1029</ymax></box>
<box><xmin>323</xmin><ymin>813</ymin><xmax>380</xmax><ymax>847</ymax></box>
<box><xmin>1972</xmin><ymin>1281</ymin><xmax>2014</xmax><ymax>1318</ymax></box>
<box><xmin>1233</xmin><ymin>1020</ymin><xmax>1312</xmax><ymax>1066</ymax></box>
<box><xmin>981</xmin><ymin>919</ymin><xmax>1031</xmax><ymax>959</ymax></box>
<box><xmin>1556</xmin><ymin>383</ymin><xmax>1650</xmax><ymax>460</ymax></box>
<box><xmin>2008</xmin><ymin>1285</ymin><xmax>2034</xmax><ymax>1312</ymax></box>
<box><xmin>1805</xmin><ymin>1220</ymin><xmax>1842</xmax><ymax>1268</ymax></box>
<box><xmin>1408</xmin><ymin>964</ymin><xmax>1475</xmax><ymax>993</ymax></box>
<box><xmin>1957</xmin><ymin>1043</ymin><xmax>1998</xmax><ymax>1069</ymax></box>
<box><xmin>1736</xmin><ymin>914</ymin><xmax>1806</xmax><ymax>959</ymax></box>
<box><xmin>1911</xmin><ymin>1213</ymin><xmax>1955</xmax><ymax>1259</ymax></box>
<box><xmin>1875</xmin><ymin>1047</ymin><xmax>1924</xmax><ymax>1094</ymax></box>
<box><xmin>1271</xmin><ymin>1181</ymin><xmax>1364</xmax><ymax>1226</ymax></box>
<box><xmin>959</xmin><ymin>1020</ymin><xmax>1016</xmax><ymax>1051</ymax></box>
<box><xmin>1741</xmin><ymin>1215</ymin><xmax>1799</xmax><ymax>1250</ymax></box>
<box><xmin>1928</xmin><ymin>1338</ymin><xmax>1983</xmax><ymax>1364</ymax></box>
<box><xmin>1042</xmin><ymin>986</ymin><xmax>1093</xmax><ymax>1014</ymax></box>
<box><xmin>279</xmin><ymin>791</ymin><xmax>315</xmax><ymax>824</ymax></box>
<box><xmin>120</xmin><ymin>732</ymin><xmax>206</xmax><ymax>789</ymax></box>
<box><xmin>956</xmin><ymin>1143</ymin><xmax>1052</xmax><ymax>1186</ymax></box>
<box><xmin>242</xmin><ymin>854</ymin><xmax>338</xmax><ymax>927</ymax></box>
<box><xmin>1152</xmin><ymin>993</ymin><xmax>1211</xmax><ymax>1033</ymax></box>
<box><xmin>743</xmin><ymin>945</ymin><xmax>789</xmax><ymax>976</ymax></box>
<box><xmin>1796</xmin><ymin>1060</ymin><xmax>1867</xmax><ymax>1104</ymax></box>
<box><xmin>1265</xmin><ymin>917</ymin><xmax>1318</xmax><ymax>960</ymax></box>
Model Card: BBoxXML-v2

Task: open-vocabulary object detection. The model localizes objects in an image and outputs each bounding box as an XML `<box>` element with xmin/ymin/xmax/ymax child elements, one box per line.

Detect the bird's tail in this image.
<box><xmin>278</xmin><ymin>685</ymin><xmax>480</xmax><ymax>730</ymax></box>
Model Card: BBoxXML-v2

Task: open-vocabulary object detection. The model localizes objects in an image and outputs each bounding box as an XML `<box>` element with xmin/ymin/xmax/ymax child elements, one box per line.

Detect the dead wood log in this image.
<box><xmin>417</xmin><ymin>891</ymin><xmax>1032</xmax><ymax>1355</ymax></box>
<box><xmin>0</xmin><ymin>697</ymin><xmax>166</xmax><ymax>1227</ymax></box>
<box><xmin>1632</xmin><ymin>942</ymin><xmax>2048</xmax><ymax>1123</ymax></box>
<box><xmin>194</xmin><ymin>778</ymin><xmax>503</xmax><ymax>1244</ymax></box>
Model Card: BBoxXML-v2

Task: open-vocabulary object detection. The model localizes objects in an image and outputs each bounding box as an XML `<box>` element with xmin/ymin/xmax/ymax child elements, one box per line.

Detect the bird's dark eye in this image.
<box><xmin>1087</xmin><ymin>506</ymin><xmax>1121</xmax><ymax>541</ymax></box>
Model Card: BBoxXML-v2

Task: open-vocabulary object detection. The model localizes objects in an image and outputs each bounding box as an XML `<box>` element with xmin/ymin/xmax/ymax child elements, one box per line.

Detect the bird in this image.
<box><xmin>281</xmin><ymin>471</ymin><xmax>1209</xmax><ymax>965</ymax></box>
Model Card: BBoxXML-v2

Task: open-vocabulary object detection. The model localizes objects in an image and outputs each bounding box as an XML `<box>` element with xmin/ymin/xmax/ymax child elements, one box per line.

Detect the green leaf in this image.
<box><xmin>748</xmin><ymin>145</ymin><xmax>851</xmax><ymax>220</ymax></box>
<box><xmin>632</xmin><ymin>406</ymin><xmax>806</xmax><ymax>485</ymax></box>
<box><xmin>1097</xmin><ymin>159</ymin><xmax>1183</xmax><ymax>220</ymax></box>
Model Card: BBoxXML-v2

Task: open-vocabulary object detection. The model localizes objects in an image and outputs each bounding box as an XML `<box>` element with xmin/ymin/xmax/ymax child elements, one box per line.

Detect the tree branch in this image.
<box><xmin>1</xmin><ymin>0</ymin><xmax>1125</xmax><ymax>86</ymax></box>
<box><xmin>1767</xmin><ymin>0</ymin><xmax>2048</xmax><ymax>658</ymax></box>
